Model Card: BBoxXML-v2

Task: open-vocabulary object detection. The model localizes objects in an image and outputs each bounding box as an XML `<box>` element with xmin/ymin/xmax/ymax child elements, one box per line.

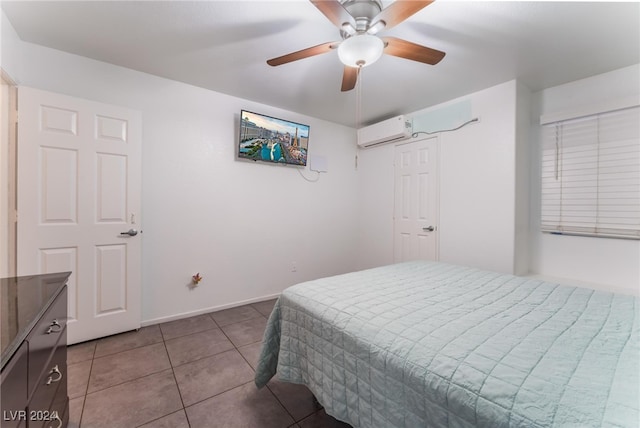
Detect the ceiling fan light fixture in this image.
<box><xmin>338</xmin><ymin>34</ymin><xmax>384</xmax><ymax>68</ymax></box>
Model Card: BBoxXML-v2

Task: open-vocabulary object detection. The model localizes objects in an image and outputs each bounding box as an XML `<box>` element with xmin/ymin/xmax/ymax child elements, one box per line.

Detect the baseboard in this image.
<box><xmin>140</xmin><ymin>293</ymin><xmax>281</xmax><ymax>327</ymax></box>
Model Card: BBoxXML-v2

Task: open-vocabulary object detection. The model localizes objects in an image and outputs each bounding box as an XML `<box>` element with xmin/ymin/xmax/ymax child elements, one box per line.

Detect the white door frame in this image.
<box><xmin>1</xmin><ymin>70</ymin><xmax>18</xmax><ymax>278</ymax></box>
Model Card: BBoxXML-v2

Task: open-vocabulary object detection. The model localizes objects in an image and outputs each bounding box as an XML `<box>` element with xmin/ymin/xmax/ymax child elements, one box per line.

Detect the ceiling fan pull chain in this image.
<box><xmin>356</xmin><ymin>66</ymin><xmax>363</xmax><ymax>130</ymax></box>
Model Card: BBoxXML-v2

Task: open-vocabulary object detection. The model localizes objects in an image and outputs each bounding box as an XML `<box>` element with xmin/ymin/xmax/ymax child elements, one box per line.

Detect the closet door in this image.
<box><xmin>393</xmin><ymin>137</ymin><xmax>439</xmax><ymax>262</ymax></box>
<box><xmin>17</xmin><ymin>87</ymin><xmax>142</xmax><ymax>344</ymax></box>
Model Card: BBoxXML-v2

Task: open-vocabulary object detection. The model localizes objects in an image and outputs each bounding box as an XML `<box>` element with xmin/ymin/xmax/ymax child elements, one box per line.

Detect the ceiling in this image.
<box><xmin>2</xmin><ymin>1</ymin><xmax>639</xmax><ymax>128</ymax></box>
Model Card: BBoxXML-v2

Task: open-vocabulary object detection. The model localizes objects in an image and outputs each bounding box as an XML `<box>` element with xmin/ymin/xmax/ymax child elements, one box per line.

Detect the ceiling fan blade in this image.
<box><xmin>310</xmin><ymin>0</ymin><xmax>356</xmax><ymax>30</ymax></box>
<box><xmin>382</xmin><ymin>37</ymin><xmax>445</xmax><ymax>65</ymax></box>
<box><xmin>370</xmin><ymin>0</ymin><xmax>434</xmax><ymax>32</ymax></box>
<box><xmin>341</xmin><ymin>66</ymin><xmax>358</xmax><ymax>92</ymax></box>
<box><xmin>267</xmin><ymin>41</ymin><xmax>339</xmax><ymax>66</ymax></box>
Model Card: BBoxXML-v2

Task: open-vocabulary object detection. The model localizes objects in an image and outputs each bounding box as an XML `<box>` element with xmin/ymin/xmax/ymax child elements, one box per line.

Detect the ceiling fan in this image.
<box><xmin>267</xmin><ymin>0</ymin><xmax>445</xmax><ymax>92</ymax></box>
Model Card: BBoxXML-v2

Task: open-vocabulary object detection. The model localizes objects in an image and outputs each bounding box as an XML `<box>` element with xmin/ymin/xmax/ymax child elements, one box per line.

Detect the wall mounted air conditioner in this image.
<box><xmin>357</xmin><ymin>115</ymin><xmax>412</xmax><ymax>148</ymax></box>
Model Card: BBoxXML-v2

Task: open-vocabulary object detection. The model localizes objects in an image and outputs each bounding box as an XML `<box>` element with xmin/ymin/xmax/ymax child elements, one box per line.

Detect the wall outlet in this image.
<box><xmin>291</xmin><ymin>262</ymin><xmax>297</xmax><ymax>273</ymax></box>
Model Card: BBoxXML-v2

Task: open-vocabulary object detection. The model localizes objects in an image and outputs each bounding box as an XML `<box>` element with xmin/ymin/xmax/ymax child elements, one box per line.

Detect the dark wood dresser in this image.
<box><xmin>1</xmin><ymin>272</ymin><xmax>70</xmax><ymax>428</ymax></box>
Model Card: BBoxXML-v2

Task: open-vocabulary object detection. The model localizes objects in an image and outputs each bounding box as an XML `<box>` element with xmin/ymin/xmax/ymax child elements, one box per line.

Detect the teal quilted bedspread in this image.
<box><xmin>255</xmin><ymin>261</ymin><xmax>639</xmax><ymax>427</ymax></box>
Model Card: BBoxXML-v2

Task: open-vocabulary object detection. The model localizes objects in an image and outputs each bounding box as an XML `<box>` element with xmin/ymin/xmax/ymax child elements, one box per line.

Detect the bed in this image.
<box><xmin>254</xmin><ymin>261</ymin><xmax>639</xmax><ymax>428</ymax></box>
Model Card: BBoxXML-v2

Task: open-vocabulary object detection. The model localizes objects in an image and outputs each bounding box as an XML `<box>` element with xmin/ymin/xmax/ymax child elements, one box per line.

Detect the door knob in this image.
<box><xmin>120</xmin><ymin>229</ymin><xmax>138</xmax><ymax>237</ymax></box>
<box><xmin>423</xmin><ymin>226</ymin><xmax>435</xmax><ymax>232</ymax></box>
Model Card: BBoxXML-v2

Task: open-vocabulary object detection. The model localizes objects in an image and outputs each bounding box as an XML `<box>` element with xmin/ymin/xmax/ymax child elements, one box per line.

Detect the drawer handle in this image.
<box><xmin>45</xmin><ymin>319</ymin><xmax>62</xmax><ymax>334</ymax></box>
<box><xmin>46</xmin><ymin>365</ymin><xmax>63</xmax><ymax>385</ymax></box>
<box><xmin>48</xmin><ymin>413</ymin><xmax>62</xmax><ymax>428</ymax></box>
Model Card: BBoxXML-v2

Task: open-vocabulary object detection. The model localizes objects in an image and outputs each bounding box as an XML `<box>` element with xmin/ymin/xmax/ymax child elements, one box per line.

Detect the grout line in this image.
<box><xmin>213</xmin><ymin>313</ymin><xmax>267</xmax><ymax>328</ymax></box>
<box><xmin>207</xmin><ymin>312</ymin><xmax>221</xmax><ymax>329</ymax></box>
<box><xmin>133</xmin><ymin>409</ymin><xmax>187</xmax><ymax>428</ymax></box>
<box><xmin>182</xmin><ymin>380</ymin><xmax>257</xmax><ymax>410</ymax></box>
<box><xmin>159</xmin><ymin>313</ymin><xmax>219</xmax><ymax>341</ymax></box>
<box><xmin>83</xmin><ymin>367</ymin><xmax>175</xmax><ymax>397</ymax></box>
<box><xmin>225</xmin><ymin>313</ymin><xmax>305</xmax><ymax>425</ymax></box>
<box><xmin>91</xmin><ymin>339</ymin><xmax>165</xmax><ymax>360</ymax></box>
<box><xmin>69</xmin><ymin>302</ymin><xmax>279</xmax><ymax>427</ymax></box>
<box><xmin>216</xmin><ymin>318</ymin><xmax>241</xmax><ymax>350</ymax></box>
<box><xmin>81</xmin><ymin>342</ymin><xmax>170</xmax><ymax>395</ymax></box>
<box><xmin>236</xmin><ymin>343</ymin><xmax>261</xmax><ymax>370</ymax></box>
<box><xmin>74</xmin><ymin>341</ymin><xmax>97</xmax><ymax>427</ymax></box>
<box><xmin>162</xmin><ymin>326</ymin><xmax>219</xmax><ymax>343</ymax></box>
<box><xmin>161</xmin><ymin>338</ymin><xmax>192</xmax><ymax>428</ymax></box>
<box><xmin>164</xmin><ymin>314</ymin><xmax>262</xmax><ymax>426</ymax></box>
<box><xmin>167</xmin><ymin>344</ymin><xmax>237</xmax><ymax>369</ymax></box>
<box><xmin>265</xmin><ymin>382</ymin><xmax>300</xmax><ymax>423</ymax></box>
<box><xmin>90</xmin><ymin>325</ymin><xmax>163</xmax><ymax>357</ymax></box>
<box><xmin>74</xmin><ymin>393</ymin><xmax>87</xmax><ymax>428</ymax></box>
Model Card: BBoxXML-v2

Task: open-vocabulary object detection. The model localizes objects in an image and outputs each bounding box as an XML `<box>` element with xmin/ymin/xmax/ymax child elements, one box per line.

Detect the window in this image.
<box><xmin>541</xmin><ymin>105</ymin><xmax>640</xmax><ymax>239</ymax></box>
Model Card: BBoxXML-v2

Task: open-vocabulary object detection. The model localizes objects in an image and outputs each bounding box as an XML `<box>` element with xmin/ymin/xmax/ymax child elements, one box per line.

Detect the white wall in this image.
<box><xmin>0</xmin><ymin>10</ymin><xmax>20</xmax><ymax>277</ymax></box>
<box><xmin>355</xmin><ymin>143</ymin><xmax>395</xmax><ymax>269</ymax></box>
<box><xmin>529</xmin><ymin>64</ymin><xmax>640</xmax><ymax>296</ymax></box>
<box><xmin>438</xmin><ymin>81</ymin><xmax>520</xmax><ymax>273</ymax></box>
<box><xmin>514</xmin><ymin>81</ymin><xmax>531</xmax><ymax>276</ymax></box>
<box><xmin>0</xmin><ymin>78</ymin><xmax>9</xmax><ymax>276</ymax></box>
<box><xmin>0</xmin><ymin>11</ymin><xmax>21</xmax><ymax>81</ymax></box>
<box><xmin>4</xmin><ymin>27</ymin><xmax>360</xmax><ymax>323</ymax></box>
<box><xmin>4</xmin><ymin>8</ymin><xmax>637</xmax><ymax>323</ymax></box>
<box><xmin>357</xmin><ymin>80</ymin><xmax>526</xmax><ymax>274</ymax></box>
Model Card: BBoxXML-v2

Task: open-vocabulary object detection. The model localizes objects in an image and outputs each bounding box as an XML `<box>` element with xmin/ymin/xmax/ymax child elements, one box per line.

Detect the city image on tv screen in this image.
<box><xmin>238</xmin><ymin>110</ymin><xmax>310</xmax><ymax>166</ymax></box>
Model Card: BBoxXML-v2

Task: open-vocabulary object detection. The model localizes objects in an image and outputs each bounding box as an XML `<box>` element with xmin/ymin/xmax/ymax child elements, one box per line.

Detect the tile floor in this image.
<box><xmin>67</xmin><ymin>299</ymin><xmax>351</xmax><ymax>428</ymax></box>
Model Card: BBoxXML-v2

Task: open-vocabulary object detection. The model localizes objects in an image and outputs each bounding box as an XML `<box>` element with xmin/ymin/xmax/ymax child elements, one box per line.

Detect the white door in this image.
<box><xmin>394</xmin><ymin>137</ymin><xmax>439</xmax><ymax>262</ymax></box>
<box><xmin>17</xmin><ymin>87</ymin><xmax>142</xmax><ymax>344</ymax></box>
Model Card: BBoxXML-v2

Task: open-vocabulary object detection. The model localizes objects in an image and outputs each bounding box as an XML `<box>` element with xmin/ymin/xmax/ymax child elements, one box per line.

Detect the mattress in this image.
<box><xmin>255</xmin><ymin>261</ymin><xmax>639</xmax><ymax>427</ymax></box>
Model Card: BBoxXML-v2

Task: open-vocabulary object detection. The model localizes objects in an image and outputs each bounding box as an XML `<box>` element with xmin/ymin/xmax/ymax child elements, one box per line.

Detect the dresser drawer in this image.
<box><xmin>28</xmin><ymin>342</ymin><xmax>66</xmax><ymax>428</ymax></box>
<box><xmin>26</xmin><ymin>291</ymin><xmax>67</xmax><ymax>397</ymax></box>
<box><xmin>1</xmin><ymin>342</ymin><xmax>28</xmax><ymax>428</ymax></box>
<box><xmin>45</xmin><ymin>394</ymin><xmax>68</xmax><ymax>428</ymax></box>
<box><xmin>48</xmin><ymin>342</ymin><xmax>68</xmax><ymax>428</ymax></box>
<box><xmin>44</xmin><ymin>394</ymin><xmax>69</xmax><ymax>428</ymax></box>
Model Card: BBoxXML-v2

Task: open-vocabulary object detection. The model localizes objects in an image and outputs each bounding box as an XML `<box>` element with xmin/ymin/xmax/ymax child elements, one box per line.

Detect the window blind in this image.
<box><xmin>541</xmin><ymin>105</ymin><xmax>640</xmax><ymax>239</ymax></box>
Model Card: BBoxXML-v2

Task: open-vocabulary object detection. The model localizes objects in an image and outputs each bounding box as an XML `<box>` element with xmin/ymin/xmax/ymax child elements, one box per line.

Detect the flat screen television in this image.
<box><xmin>238</xmin><ymin>110</ymin><xmax>310</xmax><ymax>166</ymax></box>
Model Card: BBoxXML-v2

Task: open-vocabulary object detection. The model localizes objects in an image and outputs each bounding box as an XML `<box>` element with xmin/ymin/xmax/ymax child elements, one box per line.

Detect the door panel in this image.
<box><xmin>17</xmin><ymin>87</ymin><xmax>142</xmax><ymax>344</ymax></box>
<box><xmin>96</xmin><ymin>153</ymin><xmax>128</xmax><ymax>222</ymax></box>
<box><xmin>39</xmin><ymin>247</ymin><xmax>78</xmax><ymax>321</ymax></box>
<box><xmin>95</xmin><ymin>244</ymin><xmax>127</xmax><ymax>314</ymax></box>
<box><xmin>394</xmin><ymin>138</ymin><xmax>439</xmax><ymax>263</ymax></box>
<box><xmin>41</xmin><ymin>147</ymin><xmax>78</xmax><ymax>223</ymax></box>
